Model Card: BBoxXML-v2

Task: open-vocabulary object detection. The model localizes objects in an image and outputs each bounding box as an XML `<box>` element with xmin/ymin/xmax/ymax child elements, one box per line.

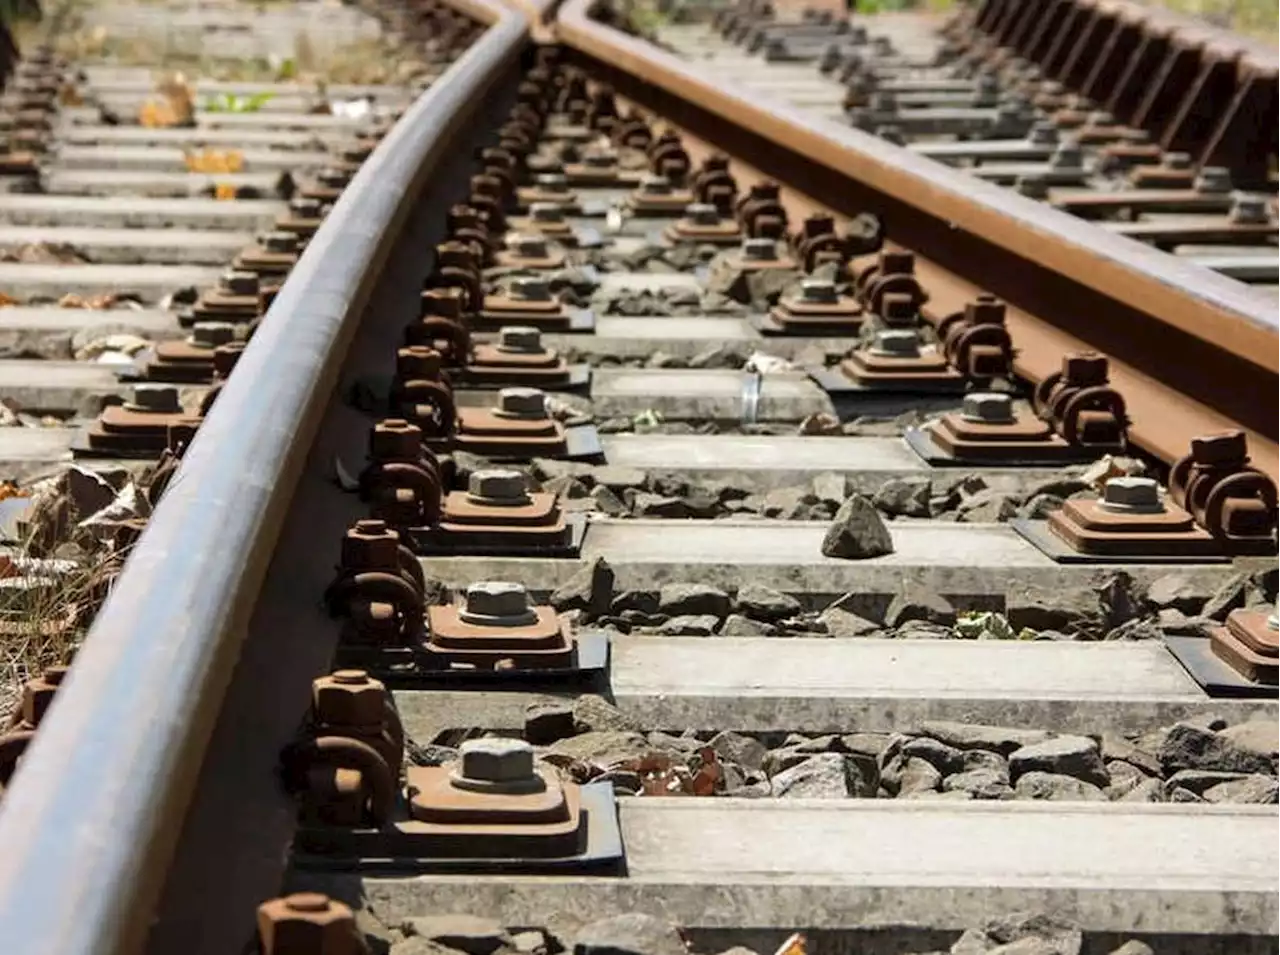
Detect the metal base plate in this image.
<box><xmin>290</xmin><ymin>780</ymin><xmax>625</xmax><ymax>875</ymax></box>
<box><xmin>69</xmin><ymin>427</ymin><xmax>165</xmax><ymax>460</ymax></box>
<box><xmin>748</xmin><ymin>312</ymin><xmax>861</xmax><ymax>338</ymax></box>
<box><xmin>1164</xmin><ymin>635</ymin><xmax>1279</xmax><ymax>699</ymax></box>
<box><xmin>405</xmin><ymin>512</ymin><xmax>587</xmax><ymax>557</ymax></box>
<box><xmin>809</xmin><ymin>364</ymin><xmax>969</xmax><ymax>396</ymax></box>
<box><xmin>450</xmin><ymin>363</ymin><xmax>591</xmax><ymax>392</ymax></box>
<box><xmin>1010</xmin><ymin>518</ymin><xmax>1232</xmax><ymax>565</ymax></box>
<box><xmin>903</xmin><ymin>425</ymin><xmax>1102</xmax><ymax>468</ymax></box>
<box><xmin>334</xmin><ymin>629</ymin><xmax>610</xmax><ymax>688</ymax></box>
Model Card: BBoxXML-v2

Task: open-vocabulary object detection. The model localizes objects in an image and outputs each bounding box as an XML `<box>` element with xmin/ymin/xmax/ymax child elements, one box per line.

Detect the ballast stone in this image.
<box><xmin>821</xmin><ymin>493</ymin><xmax>893</xmax><ymax>559</ymax></box>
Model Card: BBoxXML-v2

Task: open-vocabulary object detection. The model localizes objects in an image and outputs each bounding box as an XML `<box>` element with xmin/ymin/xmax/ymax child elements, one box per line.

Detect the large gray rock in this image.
<box><xmin>524</xmin><ymin>700</ymin><xmax>576</xmax><ymax>745</ymax></box>
<box><xmin>884</xmin><ymin>582</ymin><xmax>956</xmax><ymax>628</ymax></box>
<box><xmin>917</xmin><ymin>721</ymin><xmax>1054</xmax><ymax>756</ymax></box>
<box><xmin>658</xmin><ymin>582</ymin><xmax>731</xmax><ymax>619</ymax></box>
<box><xmin>401</xmin><ymin>915</ymin><xmax>512</xmax><ymax>955</ymax></box>
<box><xmin>1009</xmin><ymin>735</ymin><xmax>1109</xmax><ymax>788</ymax></box>
<box><xmin>902</xmin><ymin>736</ymin><xmax>964</xmax><ymax>775</ymax></box>
<box><xmin>547</xmin><ymin>730</ymin><xmax>649</xmax><ymax>769</ymax></box>
<box><xmin>550</xmin><ymin>557</ymin><xmax>615</xmax><ymax>619</ymax></box>
<box><xmin>718</xmin><ymin>613</ymin><xmax>777</xmax><ymax>636</ymax></box>
<box><xmin>572</xmin><ymin>913</ymin><xmax>686</xmax><ymax>955</ymax></box>
<box><xmin>943</xmin><ymin>767</ymin><xmax>1014</xmax><ymax>800</ymax></box>
<box><xmin>768</xmin><ymin>753</ymin><xmax>857</xmax><ymax>798</ymax></box>
<box><xmin>572</xmin><ymin>694</ymin><xmax>641</xmax><ymax>734</ymax></box>
<box><xmin>872</xmin><ymin>476</ymin><xmax>931</xmax><ymax>517</ymax></box>
<box><xmin>1145</xmin><ymin>573</ymin><xmax>1205</xmax><ymax>615</ymax></box>
<box><xmin>708</xmin><ymin>730</ymin><xmax>768</xmax><ymax>771</ymax></box>
<box><xmin>821</xmin><ymin>494</ymin><xmax>894</xmax><ymax>559</ymax></box>
<box><xmin>820</xmin><ymin>606</ymin><xmax>882</xmax><ymax>638</ymax></box>
<box><xmin>1015</xmin><ymin>771</ymin><xmax>1107</xmax><ymax>801</ymax></box>
<box><xmin>1158</xmin><ymin>722</ymin><xmax>1275</xmax><ymax>776</ymax></box>
<box><xmin>1004</xmin><ymin>583</ymin><xmax>1104</xmax><ymax>636</ymax></box>
<box><xmin>1203</xmin><ymin>775</ymin><xmax>1279</xmax><ymax>804</ymax></box>
<box><xmin>734</xmin><ymin>583</ymin><xmax>801</xmax><ymax>621</ymax></box>
<box><xmin>881</xmin><ymin>754</ymin><xmax>942</xmax><ymax>796</ymax></box>
<box><xmin>1217</xmin><ymin>719</ymin><xmax>1279</xmax><ymax>765</ymax></box>
<box><xmin>653</xmin><ymin>613</ymin><xmax>720</xmax><ymax>636</ymax></box>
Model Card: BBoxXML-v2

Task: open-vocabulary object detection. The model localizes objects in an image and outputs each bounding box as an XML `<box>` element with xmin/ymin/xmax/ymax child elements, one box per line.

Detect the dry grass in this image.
<box><xmin>1142</xmin><ymin>0</ymin><xmax>1277</xmax><ymax>41</ymax></box>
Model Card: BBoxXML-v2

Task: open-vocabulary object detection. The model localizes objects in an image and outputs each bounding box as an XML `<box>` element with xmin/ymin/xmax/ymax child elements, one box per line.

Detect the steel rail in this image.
<box><xmin>0</xmin><ymin>3</ymin><xmax>530</xmax><ymax>953</ymax></box>
<box><xmin>555</xmin><ymin>0</ymin><xmax>1279</xmax><ymax>482</ymax></box>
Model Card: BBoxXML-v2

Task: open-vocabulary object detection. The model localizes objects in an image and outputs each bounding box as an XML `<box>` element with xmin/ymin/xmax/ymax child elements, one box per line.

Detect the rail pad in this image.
<box><xmin>1010</xmin><ymin>518</ymin><xmax>1232</xmax><ymax>565</ymax></box>
<box><xmin>810</xmin><ymin>364</ymin><xmax>970</xmax><ymax>395</ymax></box>
<box><xmin>332</xmin><ymin>628</ymin><xmax>610</xmax><ymax>688</ymax></box>
<box><xmin>290</xmin><ymin>780</ymin><xmax>624</xmax><ymax>875</ymax></box>
<box><xmin>904</xmin><ymin>425</ymin><xmax>1103</xmax><ymax>467</ymax></box>
<box><xmin>1164</xmin><ymin>635</ymin><xmax>1279</xmax><ymax>700</ymax></box>
<box><xmin>405</xmin><ymin>512</ymin><xmax>587</xmax><ymax>557</ymax></box>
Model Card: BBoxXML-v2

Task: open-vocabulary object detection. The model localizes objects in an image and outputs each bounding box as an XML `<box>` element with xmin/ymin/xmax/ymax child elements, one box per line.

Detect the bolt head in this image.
<box><xmin>462</xmin><ymin>580</ymin><xmax>534</xmax><ymax>624</ymax></box>
<box><xmin>536</xmin><ymin>172</ymin><xmax>569</xmax><ymax>192</ymax></box>
<box><xmin>290</xmin><ymin>196</ymin><xmax>323</xmax><ymax>218</ymax></box>
<box><xmin>961</xmin><ymin>392</ymin><xmax>1015</xmax><ymax>424</ymax></box>
<box><xmin>497</xmin><ymin>386</ymin><xmax>548</xmax><ymax>418</ymax></box>
<box><xmin>509</xmin><ymin>276</ymin><xmax>551</xmax><ymax>302</ymax></box>
<box><xmin>529</xmin><ymin>202</ymin><xmax>565</xmax><ymax>223</ymax></box>
<box><xmin>262</xmin><ymin>231</ymin><xmax>299</xmax><ymax>254</ymax></box>
<box><xmin>468</xmin><ymin>468</ymin><xmax>530</xmax><ymax>503</ymax></box>
<box><xmin>313</xmin><ymin>669</ymin><xmax>387</xmax><ymax>727</ymax></box>
<box><xmin>257</xmin><ymin>894</ymin><xmax>356</xmax><ymax>955</ymax></box>
<box><xmin>316</xmin><ymin>168</ymin><xmax>350</xmax><ymax>188</ymax></box>
<box><xmin>684</xmin><ymin>202</ymin><xmax>719</xmax><ymax>226</ymax></box>
<box><xmin>510</xmin><ymin>234</ymin><xmax>550</xmax><ymax>259</ymax></box>
<box><xmin>1229</xmin><ymin>192</ymin><xmax>1270</xmax><ymax>225</ymax></box>
<box><xmin>458</xmin><ymin>737</ymin><xmax>536</xmax><ymax>784</ymax></box>
<box><xmin>640</xmin><ymin>174</ymin><xmax>672</xmax><ymax>196</ymax></box>
<box><xmin>222</xmin><ymin>270</ymin><xmax>260</xmax><ymax>296</ymax></box>
<box><xmin>498</xmin><ymin>326</ymin><xmax>542</xmax><ymax>352</ymax></box>
<box><xmin>872</xmin><ymin>329</ymin><xmax>920</xmax><ymax>357</ymax></box>
<box><xmin>1195</xmin><ymin>166</ymin><xmax>1232</xmax><ymax>194</ymax></box>
<box><xmin>190</xmin><ymin>322</ymin><xmax>235</xmax><ymax>348</ymax></box>
<box><xmin>800</xmin><ymin>278</ymin><xmax>838</xmax><ymax>304</ymax></box>
<box><xmin>742</xmin><ymin>238</ymin><xmax>778</xmax><ymax>261</ymax></box>
<box><xmin>129</xmin><ymin>384</ymin><xmax>181</xmax><ymax>413</ymax></box>
<box><xmin>1101</xmin><ymin>476</ymin><xmax>1163</xmax><ymax>512</ymax></box>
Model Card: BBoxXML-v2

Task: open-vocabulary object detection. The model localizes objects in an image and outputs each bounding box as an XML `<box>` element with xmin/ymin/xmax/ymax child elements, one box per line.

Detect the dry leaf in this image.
<box><xmin>0</xmin><ymin>292</ymin><xmax>17</xmax><ymax>308</ymax></box>
<box><xmin>214</xmin><ymin>183</ymin><xmax>239</xmax><ymax>201</ymax></box>
<box><xmin>139</xmin><ymin>71</ymin><xmax>195</xmax><ymax>128</ymax></box>
<box><xmin>183</xmin><ymin>148</ymin><xmax>244</xmax><ymax>174</ymax></box>
<box><xmin>0</xmin><ymin>482</ymin><xmax>29</xmax><ymax>502</ymax></box>
<box><xmin>772</xmin><ymin>933</ymin><xmax>806</xmax><ymax>955</ymax></box>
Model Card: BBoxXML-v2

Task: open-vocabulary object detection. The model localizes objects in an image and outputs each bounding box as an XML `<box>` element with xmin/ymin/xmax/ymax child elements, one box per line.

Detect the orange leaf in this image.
<box><xmin>214</xmin><ymin>183</ymin><xmax>238</xmax><ymax>201</ymax></box>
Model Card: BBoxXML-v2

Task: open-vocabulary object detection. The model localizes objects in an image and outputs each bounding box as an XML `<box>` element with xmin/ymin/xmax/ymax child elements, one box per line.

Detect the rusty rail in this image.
<box><xmin>556</xmin><ymin>0</ymin><xmax>1278</xmax><ymax>482</ymax></box>
<box><xmin>0</xmin><ymin>3</ymin><xmax>532</xmax><ymax>953</ymax></box>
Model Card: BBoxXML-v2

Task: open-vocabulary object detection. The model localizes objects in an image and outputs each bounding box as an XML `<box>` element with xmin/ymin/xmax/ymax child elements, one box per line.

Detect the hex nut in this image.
<box><xmin>223</xmin><ymin>270</ymin><xmax>260</xmax><ymax>296</ymax></box>
<box><xmin>128</xmin><ymin>384</ymin><xmax>182</xmax><ymax>414</ymax></box>
<box><xmin>685</xmin><ymin>203</ymin><xmax>719</xmax><ymax>225</ymax></box>
<box><xmin>1194</xmin><ymin>166</ymin><xmax>1232</xmax><ymax>194</ymax></box>
<box><xmin>536</xmin><ymin>172</ymin><xmax>569</xmax><ymax>192</ymax></box>
<box><xmin>256</xmin><ymin>893</ymin><xmax>357</xmax><ymax>955</ymax></box>
<box><xmin>498</xmin><ymin>326</ymin><xmax>542</xmax><ymax>352</ymax></box>
<box><xmin>1101</xmin><ymin>476</ymin><xmax>1163</xmax><ymax>513</ymax></box>
<box><xmin>497</xmin><ymin>386</ymin><xmax>548</xmax><ymax>419</ymax></box>
<box><xmin>317</xmin><ymin>168</ymin><xmax>350</xmax><ymax>188</ymax></box>
<box><xmin>510</xmin><ymin>234</ymin><xmax>550</xmax><ymax>258</ymax></box>
<box><xmin>529</xmin><ymin>202</ymin><xmax>565</xmax><ymax>223</ymax></box>
<box><xmin>290</xmin><ymin>197</ymin><xmax>323</xmax><ymax>217</ymax></box>
<box><xmin>961</xmin><ymin>392</ymin><xmax>1015</xmax><ymax>424</ymax></box>
<box><xmin>509</xmin><ymin>276</ymin><xmax>551</xmax><ymax>302</ymax></box>
<box><xmin>456</xmin><ymin>737</ymin><xmax>538</xmax><ymax>786</ymax></box>
<box><xmin>640</xmin><ymin>174</ymin><xmax>672</xmax><ymax>195</ymax></box>
<box><xmin>872</xmin><ymin>329</ymin><xmax>920</xmax><ymax>357</ymax></box>
<box><xmin>468</xmin><ymin>468</ymin><xmax>530</xmax><ymax>504</ymax></box>
<box><xmin>1027</xmin><ymin>121</ymin><xmax>1059</xmax><ymax>145</ymax></box>
<box><xmin>1162</xmin><ymin>151</ymin><xmax>1192</xmax><ymax>170</ymax></box>
<box><xmin>461</xmin><ymin>580</ymin><xmax>535</xmax><ymax>625</ymax></box>
<box><xmin>262</xmin><ymin>231</ymin><xmax>299</xmax><ymax>254</ymax></box>
<box><xmin>313</xmin><ymin>670</ymin><xmax>388</xmax><ymax>727</ymax></box>
<box><xmin>1229</xmin><ymin>193</ymin><xmax>1270</xmax><ymax>225</ymax></box>
<box><xmin>191</xmin><ymin>322</ymin><xmax>236</xmax><ymax>348</ymax></box>
<box><xmin>800</xmin><ymin>278</ymin><xmax>838</xmax><ymax>304</ymax></box>
<box><xmin>742</xmin><ymin>237</ymin><xmax>778</xmax><ymax>261</ymax></box>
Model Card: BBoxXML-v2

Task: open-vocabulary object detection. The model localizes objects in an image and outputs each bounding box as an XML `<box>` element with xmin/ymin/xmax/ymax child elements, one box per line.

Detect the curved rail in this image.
<box><xmin>557</xmin><ymin>0</ymin><xmax>1278</xmax><ymax>481</ymax></box>
<box><xmin>0</xmin><ymin>3</ymin><xmax>531</xmax><ymax>954</ymax></box>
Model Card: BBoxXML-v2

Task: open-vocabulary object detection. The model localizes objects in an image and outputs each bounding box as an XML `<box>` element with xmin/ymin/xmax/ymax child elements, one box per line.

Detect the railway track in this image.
<box><xmin>0</xmin><ymin>1</ymin><xmax>1275</xmax><ymax>954</ymax></box>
